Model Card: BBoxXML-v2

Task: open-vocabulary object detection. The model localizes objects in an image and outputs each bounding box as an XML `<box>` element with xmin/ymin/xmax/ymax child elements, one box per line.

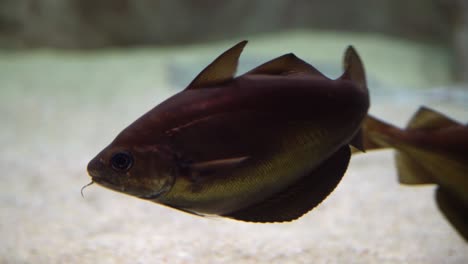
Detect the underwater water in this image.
<box><xmin>0</xmin><ymin>31</ymin><xmax>467</xmax><ymax>263</ymax></box>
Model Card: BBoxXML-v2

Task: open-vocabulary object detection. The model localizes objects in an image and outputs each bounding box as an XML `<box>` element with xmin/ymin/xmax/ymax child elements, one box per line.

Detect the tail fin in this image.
<box><xmin>361</xmin><ymin>108</ymin><xmax>468</xmax><ymax>240</ymax></box>
<box><xmin>362</xmin><ymin>106</ymin><xmax>461</xmax><ymax>185</ymax></box>
<box><xmin>405</xmin><ymin>106</ymin><xmax>460</xmax><ymax>130</ymax></box>
<box><xmin>359</xmin><ymin>106</ymin><xmax>460</xmax><ymax>152</ymax></box>
<box><xmin>395</xmin><ymin>106</ymin><xmax>461</xmax><ymax>185</ymax></box>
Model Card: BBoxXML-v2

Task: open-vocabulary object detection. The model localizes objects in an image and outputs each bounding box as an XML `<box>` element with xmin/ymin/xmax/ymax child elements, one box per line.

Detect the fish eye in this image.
<box><xmin>110</xmin><ymin>151</ymin><xmax>133</xmax><ymax>172</ymax></box>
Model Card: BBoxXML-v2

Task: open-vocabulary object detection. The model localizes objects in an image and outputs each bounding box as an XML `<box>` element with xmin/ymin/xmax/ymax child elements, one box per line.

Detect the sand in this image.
<box><xmin>1</xmin><ymin>32</ymin><xmax>467</xmax><ymax>263</ymax></box>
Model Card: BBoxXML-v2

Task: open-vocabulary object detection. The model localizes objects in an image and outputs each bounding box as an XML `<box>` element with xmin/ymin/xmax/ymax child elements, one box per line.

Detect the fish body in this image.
<box><xmin>362</xmin><ymin>107</ymin><xmax>468</xmax><ymax>240</ymax></box>
<box><xmin>87</xmin><ymin>41</ymin><xmax>369</xmax><ymax>222</ymax></box>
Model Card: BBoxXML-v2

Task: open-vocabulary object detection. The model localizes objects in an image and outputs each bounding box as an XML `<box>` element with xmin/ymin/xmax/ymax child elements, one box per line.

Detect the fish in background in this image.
<box><xmin>86</xmin><ymin>41</ymin><xmax>369</xmax><ymax>222</ymax></box>
<box><xmin>361</xmin><ymin>108</ymin><xmax>468</xmax><ymax>241</ymax></box>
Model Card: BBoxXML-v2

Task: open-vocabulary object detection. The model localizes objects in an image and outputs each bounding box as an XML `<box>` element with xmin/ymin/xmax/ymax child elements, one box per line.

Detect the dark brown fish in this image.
<box><xmin>361</xmin><ymin>107</ymin><xmax>468</xmax><ymax>240</ymax></box>
<box><xmin>87</xmin><ymin>41</ymin><xmax>369</xmax><ymax>222</ymax></box>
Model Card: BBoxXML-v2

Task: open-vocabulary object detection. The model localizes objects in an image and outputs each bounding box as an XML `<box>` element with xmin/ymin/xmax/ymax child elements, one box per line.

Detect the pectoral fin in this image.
<box><xmin>223</xmin><ymin>146</ymin><xmax>350</xmax><ymax>222</ymax></box>
<box><xmin>189</xmin><ymin>156</ymin><xmax>249</xmax><ymax>172</ymax></box>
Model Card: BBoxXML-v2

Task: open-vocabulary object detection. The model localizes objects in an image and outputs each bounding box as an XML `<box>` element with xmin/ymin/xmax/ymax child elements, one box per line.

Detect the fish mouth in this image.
<box><xmin>87</xmin><ymin>170</ymin><xmax>99</xmax><ymax>178</ymax></box>
<box><xmin>87</xmin><ymin>158</ymin><xmax>104</xmax><ymax>178</ymax></box>
<box><xmin>90</xmin><ymin>177</ymin><xmax>163</xmax><ymax>199</ymax></box>
<box><xmin>90</xmin><ymin>177</ymin><xmax>114</xmax><ymax>189</ymax></box>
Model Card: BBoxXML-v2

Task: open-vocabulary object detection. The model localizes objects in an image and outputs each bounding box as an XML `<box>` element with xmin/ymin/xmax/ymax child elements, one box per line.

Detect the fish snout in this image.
<box><xmin>87</xmin><ymin>158</ymin><xmax>104</xmax><ymax>178</ymax></box>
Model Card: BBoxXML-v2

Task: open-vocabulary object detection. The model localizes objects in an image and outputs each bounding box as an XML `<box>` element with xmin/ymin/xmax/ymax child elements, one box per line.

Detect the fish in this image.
<box><xmin>86</xmin><ymin>40</ymin><xmax>370</xmax><ymax>222</ymax></box>
<box><xmin>360</xmin><ymin>107</ymin><xmax>468</xmax><ymax>240</ymax></box>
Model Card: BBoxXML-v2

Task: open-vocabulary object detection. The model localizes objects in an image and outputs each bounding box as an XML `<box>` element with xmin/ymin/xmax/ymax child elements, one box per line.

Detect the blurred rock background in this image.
<box><xmin>0</xmin><ymin>0</ymin><xmax>467</xmax><ymax>82</ymax></box>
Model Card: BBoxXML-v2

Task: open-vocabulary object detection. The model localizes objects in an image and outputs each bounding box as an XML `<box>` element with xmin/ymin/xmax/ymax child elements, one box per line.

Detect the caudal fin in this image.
<box><xmin>398</xmin><ymin>106</ymin><xmax>463</xmax><ymax>184</ymax></box>
<box><xmin>405</xmin><ymin>106</ymin><xmax>460</xmax><ymax>130</ymax></box>
<box><xmin>361</xmin><ymin>107</ymin><xmax>461</xmax><ymax>185</ymax></box>
<box><xmin>362</xmin><ymin>108</ymin><xmax>468</xmax><ymax>240</ymax></box>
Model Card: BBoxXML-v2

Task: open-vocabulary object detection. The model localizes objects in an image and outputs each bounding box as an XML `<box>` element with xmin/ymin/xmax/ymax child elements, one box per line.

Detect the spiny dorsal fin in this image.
<box><xmin>341</xmin><ymin>46</ymin><xmax>367</xmax><ymax>93</ymax></box>
<box><xmin>407</xmin><ymin>106</ymin><xmax>461</xmax><ymax>130</ymax></box>
<box><xmin>186</xmin><ymin>41</ymin><xmax>247</xmax><ymax>90</ymax></box>
<box><xmin>244</xmin><ymin>53</ymin><xmax>328</xmax><ymax>79</ymax></box>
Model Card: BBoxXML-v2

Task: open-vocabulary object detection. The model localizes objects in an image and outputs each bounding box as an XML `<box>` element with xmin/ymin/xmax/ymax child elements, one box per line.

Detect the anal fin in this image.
<box><xmin>223</xmin><ymin>146</ymin><xmax>351</xmax><ymax>222</ymax></box>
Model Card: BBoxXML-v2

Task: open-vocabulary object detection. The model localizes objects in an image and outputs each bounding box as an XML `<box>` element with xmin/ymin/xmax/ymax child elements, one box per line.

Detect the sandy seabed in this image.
<box><xmin>1</xmin><ymin>33</ymin><xmax>467</xmax><ymax>263</ymax></box>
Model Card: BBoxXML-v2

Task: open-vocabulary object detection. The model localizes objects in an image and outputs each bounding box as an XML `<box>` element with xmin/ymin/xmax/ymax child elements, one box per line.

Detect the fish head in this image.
<box><xmin>87</xmin><ymin>144</ymin><xmax>177</xmax><ymax>200</ymax></box>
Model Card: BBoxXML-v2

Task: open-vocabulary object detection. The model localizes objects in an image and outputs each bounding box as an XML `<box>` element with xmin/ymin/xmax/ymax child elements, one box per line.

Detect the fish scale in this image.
<box><xmin>159</xmin><ymin>124</ymin><xmax>346</xmax><ymax>215</ymax></box>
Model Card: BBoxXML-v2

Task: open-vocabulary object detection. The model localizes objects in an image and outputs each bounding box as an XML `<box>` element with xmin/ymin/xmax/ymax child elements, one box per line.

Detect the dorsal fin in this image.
<box><xmin>340</xmin><ymin>46</ymin><xmax>367</xmax><ymax>93</ymax></box>
<box><xmin>244</xmin><ymin>53</ymin><xmax>328</xmax><ymax>79</ymax></box>
<box><xmin>186</xmin><ymin>41</ymin><xmax>247</xmax><ymax>90</ymax></box>
<box><xmin>407</xmin><ymin>106</ymin><xmax>461</xmax><ymax>130</ymax></box>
